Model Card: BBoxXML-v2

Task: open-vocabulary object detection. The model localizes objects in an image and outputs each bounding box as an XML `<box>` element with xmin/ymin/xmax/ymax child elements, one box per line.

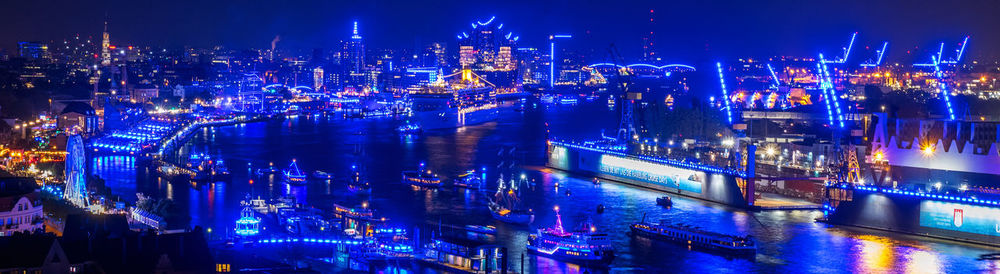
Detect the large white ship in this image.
<box><xmin>408</xmin><ymin>69</ymin><xmax>498</xmax><ymax>129</ymax></box>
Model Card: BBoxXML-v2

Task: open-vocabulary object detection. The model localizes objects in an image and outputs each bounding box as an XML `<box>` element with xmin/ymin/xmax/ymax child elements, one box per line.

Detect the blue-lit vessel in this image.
<box><xmin>402</xmin><ymin>162</ymin><xmax>442</xmax><ymax>188</ymax></box>
<box><xmin>284</xmin><ymin>159</ymin><xmax>307</xmax><ymax>184</ymax></box>
<box><xmin>453</xmin><ymin>168</ymin><xmax>485</xmax><ymax>189</ymax></box>
<box><xmin>527</xmin><ymin>207</ymin><xmax>615</xmax><ymax>266</ymax></box>
<box><xmin>408</xmin><ymin>69</ymin><xmax>498</xmax><ymax>130</ymax></box>
<box><xmin>629</xmin><ymin>217</ymin><xmax>756</xmax><ymax>256</ymax></box>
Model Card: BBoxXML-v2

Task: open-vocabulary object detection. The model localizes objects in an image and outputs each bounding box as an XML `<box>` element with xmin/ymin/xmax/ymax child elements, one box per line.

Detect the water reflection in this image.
<box><xmin>87</xmin><ymin>101</ymin><xmax>998</xmax><ymax>272</ymax></box>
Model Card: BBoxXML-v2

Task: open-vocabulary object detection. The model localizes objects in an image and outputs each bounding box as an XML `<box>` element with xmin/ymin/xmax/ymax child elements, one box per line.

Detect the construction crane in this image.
<box><xmin>831</xmin><ymin>32</ymin><xmax>858</xmax><ymax>64</ymax></box>
<box><xmin>608</xmin><ymin>44</ymin><xmax>640</xmax><ymax>143</ymax></box>
<box><xmin>931</xmin><ymin>55</ymin><xmax>958</xmax><ymax>120</ymax></box>
<box><xmin>860</xmin><ymin>42</ymin><xmax>888</xmax><ymax>68</ymax></box>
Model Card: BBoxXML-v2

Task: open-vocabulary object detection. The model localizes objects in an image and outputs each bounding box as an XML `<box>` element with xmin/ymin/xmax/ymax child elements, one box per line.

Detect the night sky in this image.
<box><xmin>2</xmin><ymin>0</ymin><xmax>999</xmax><ymax>63</ymax></box>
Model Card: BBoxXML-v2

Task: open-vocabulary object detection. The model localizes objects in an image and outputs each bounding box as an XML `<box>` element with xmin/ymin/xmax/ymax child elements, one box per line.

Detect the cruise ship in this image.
<box><xmin>408</xmin><ymin>69</ymin><xmax>498</xmax><ymax>129</ymax></box>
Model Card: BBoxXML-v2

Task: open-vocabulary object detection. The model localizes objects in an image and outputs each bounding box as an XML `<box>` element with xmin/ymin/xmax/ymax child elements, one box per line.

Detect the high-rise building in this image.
<box><xmin>313</xmin><ymin>67</ymin><xmax>324</xmax><ymax>90</ymax></box>
<box><xmin>456</xmin><ymin>16</ymin><xmax>518</xmax><ymax>72</ymax></box>
<box><xmin>642</xmin><ymin>9</ymin><xmax>657</xmax><ymax>62</ymax></box>
<box><xmin>17</xmin><ymin>42</ymin><xmax>49</xmax><ymax>61</ymax></box>
<box><xmin>459</xmin><ymin>46</ymin><xmax>475</xmax><ymax>67</ymax></box>
<box><xmin>101</xmin><ymin>21</ymin><xmax>111</xmax><ymax>66</ymax></box>
<box><xmin>343</xmin><ymin>21</ymin><xmax>365</xmax><ymax>74</ymax></box>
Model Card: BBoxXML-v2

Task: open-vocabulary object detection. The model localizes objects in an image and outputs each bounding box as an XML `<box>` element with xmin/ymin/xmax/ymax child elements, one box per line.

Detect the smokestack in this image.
<box><xmin>270</xmin><ymin>35</ymin><xmax>281</xmax><ymax>60</ymax></box>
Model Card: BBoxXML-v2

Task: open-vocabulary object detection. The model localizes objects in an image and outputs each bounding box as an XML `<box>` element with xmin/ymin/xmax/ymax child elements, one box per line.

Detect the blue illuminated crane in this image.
<box><xmin>831</xmin><ymin>32</ymin><xmax>858</xmax><ymax>64</ymax></box>
<box><xmin>766</xmin><ymin>63</ymin><xmax>781</xmax><ymax>87</ymax></box>
<box><xmin>939</xmin><ymin>36</ymin><xmax>969</xmax><ymax>65</ymax></box>
<box><xmin>860</xmin><ymin>42</ymin><xmax>888</xmax><ymax>68</ymax></box>
<box><xmin>818</xmin><ymin>54</ymin><xmax>845</xmax><ymax>128</ymax></box>
<box><xmin>931</xmin><ymin>56</ymin><xmax>957</xmax><ymax>120</ymax></box>
<box><xmin>716</xmin><ymin>62</ymin><xmax>734</xmax><ymax>125</ymax></box>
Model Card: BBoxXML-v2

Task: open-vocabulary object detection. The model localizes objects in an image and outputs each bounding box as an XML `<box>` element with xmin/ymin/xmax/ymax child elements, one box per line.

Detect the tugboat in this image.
<box><xmin>402</xmin><ymin>162</ymin><xmax>442</xmax><ymax>188</ymax></box>
<box><xmin>489</xmin><ymin>175</ymin><xmax>534</xmax><ymax>225</ymax></box>
<box><xmin>284</xmin><ymin>159</ymin><xmax>307</xmax><ymax>184</ymax></box>
<box><xmin>527</xmin><ymin>206</ymin><xmax>615</xmax><ymax>266</ymax></box>
<box><xmin>656</xmin><ymin>196</ymin><xmax>673</xmax><ymax>207</ymax></box>
<box><xmin>453</xmin><ymin>168</ymin><xmax>485</xmax><ymax>189</ymax></box>
<box><xmin>312</xmin><ymin>170</ymin><xmax>333</xmax><ymax>180</ymax></box>
<box><xmin>630</xmin><ymin>215</ymin><xmax>756</xmax><ymax>256</ymax></box>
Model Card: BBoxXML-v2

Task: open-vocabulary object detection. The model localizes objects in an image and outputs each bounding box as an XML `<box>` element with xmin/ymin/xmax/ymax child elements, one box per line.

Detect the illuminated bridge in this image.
<box><xmin>586</xmin><ymin>63</ymin><xmax>696</xmax><ymax>78</ymax></box>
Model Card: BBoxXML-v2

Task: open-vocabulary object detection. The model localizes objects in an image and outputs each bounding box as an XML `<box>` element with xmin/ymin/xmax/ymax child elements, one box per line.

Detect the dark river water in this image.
<box><xmin>91</xmin><ymin>100</ymin><xmax>1000</xmax><ymax>273</ymax></box>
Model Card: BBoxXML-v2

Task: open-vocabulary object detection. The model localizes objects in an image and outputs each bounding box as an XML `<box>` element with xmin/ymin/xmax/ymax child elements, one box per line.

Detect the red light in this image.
<box><xmin>109</xmin><ymin>45</ymin><xmax>116</xmax><ymax>49</ymax></box>
<box><xmin>128</xmin><ymin>46</ymin><xmax>133</xmax><ymax>50</ymax></box>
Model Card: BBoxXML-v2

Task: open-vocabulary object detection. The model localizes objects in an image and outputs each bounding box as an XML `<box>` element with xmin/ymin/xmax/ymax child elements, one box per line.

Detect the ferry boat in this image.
<box><xmin>629</xmin><ymin>216</ymin><xmax>756</xmax><ymax>256</ymax></box>
<box><xmin>284</xmin><ymin>159</ymin><xmax>307</xmax><ymax>184</ymax></box>
<box><xmin>527</xmin><ymin>207</ymin><xmax>615</xmax><ymax>266</ymax></box>
<box><xmin>408</xmin><ymin>69</ymin><xmax>498</xmax><ymax>129</ymax></box>
<box><xmin>402</xmin><ymin>162</ymin><xmax>442</xmax><ymax>188</ymax></box>
<box><xmin>453</xmin><ymin>168</ymin><xmax>484</xmax><ymax>189</ymax></box>
<box><xmin>489</xmin><ymin>175</ymin><xmax>534</xmax><ymax>225</ymax></box>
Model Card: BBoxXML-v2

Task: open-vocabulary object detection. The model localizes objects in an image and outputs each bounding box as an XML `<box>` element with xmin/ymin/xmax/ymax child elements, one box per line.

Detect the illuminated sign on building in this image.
<box><xmin>920</xmin><ymin>201</ymin><xmax>1000</xmax><ymax>237</ymax></box>
<box><xmin>598</xmin><ymin>155</ymin><xmax>703</xmax><ymax>193</ymax></box>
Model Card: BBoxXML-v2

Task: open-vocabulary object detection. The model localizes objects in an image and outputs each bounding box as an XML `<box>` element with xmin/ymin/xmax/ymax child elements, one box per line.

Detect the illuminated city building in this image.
<box><xmin>0</xmin><ymin>178</ymin><xmax>43</xmax><ymax>236</ymax></box>
<box><xmin>456</xmin><ymin>16</ymin><xmax>518</xmax><ymax>72</ymax></box>
<box><xmin>313</xmin><ymin>66</ymin><xmax>324</xmax><ymax>90</ymax></box>
<box><xmin>101</xmin><ymin>21</ymin><xmax>111</xmax><ymax>66</ymax></box>
<box><xmin>17</xmin><ymin>41</ymin><xmax>50</xmax><ymax>62</ymax></box>
<box><xmin>459</xmin><ymin>46</ymin><xmax>475</xmax><ymax>67</ymax></box>
<box><xmin>343</xmin><ymin>21</ymin><xmax>366</xmax><ymax>75</ymax></box>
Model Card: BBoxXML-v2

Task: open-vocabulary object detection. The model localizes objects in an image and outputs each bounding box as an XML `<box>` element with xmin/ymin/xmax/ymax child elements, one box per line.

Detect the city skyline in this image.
<box><xmin>2</xmin><ymin>0</ymin><xmax>999</xmax><ymax>62</ymax></box>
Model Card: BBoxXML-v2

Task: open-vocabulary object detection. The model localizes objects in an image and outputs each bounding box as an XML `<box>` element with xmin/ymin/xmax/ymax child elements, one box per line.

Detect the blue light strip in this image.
<box><xmin>931</xmin><ymin>56</ymin><xmax>957</xmax><ymax>120</ymax></box>
<box><xmin>840</xmin><ymin>32</ymin><xmax>857</xmax><ymax>63</ymax></box>
<box><xmin>834</xmin><ymin>185</ymin><xmax>1000</xmax><ymax>207</ymax></box>
<box><xmin>766</xmin><ymin>63</ymin><xmax>780</xmax><ymax>86</ymax></box>
<box><xmin>818</xmin><ymin>54</ymin><xmax>845</xmax><ymax>128</ymax></box>
<box><xmin>716</xmin><ymin>62</ymin><xmax>734</xmax><ymax>124</ymax></box>
<box><xmin>551</xmin><ymin>141</ymin><xmax>747</xmax><ymax>177</ymax></box>
<box><xmin>956</xmin><ymin>36</ymin><xmax>968</xmax><ymax>63</ymax></box>
<box><xmin>815</xmin><ymin>63</ymin><xmax>836</xmax><ymax>127</ymax></box>
<box><xmin>876</xmin><ymin>42</ymin><xmax>888</xmax><ymax>65</ymax></box>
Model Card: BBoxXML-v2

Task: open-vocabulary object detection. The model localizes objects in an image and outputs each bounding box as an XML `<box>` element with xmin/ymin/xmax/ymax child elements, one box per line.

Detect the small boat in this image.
<box><xmin>397</xmin><ymin>123</ymin><xmax>422</xmax><ymax>134</ymax></box>
<box><xmin>657</xmin><ymin>196</ymin><xmax>672</xmax><ymax>207</ymax></box>
<box><xmin>526</xmin><ymin>206</ymin><xmax>615</xmax><ymax>266</ymax></box>
<box><xmin>312</xmin><ymin>170</ymin><xmax>333</xmax><ymax>180</ymax></box>
<box><xmin>464</xmin><ymin>225</ymin><xmax>497</xmax><ymax>235</ymax></box>
<box><xmin>596</xmin><ymin>204</ymin><xmax>605</xmax><ymax>214</ymax></box>
<box><xmin>453</xmin><ymin>169</ymin><xmax>484</xmax><ymax>189</ymax></box>
<box><xmin>630</xmin><ymin>215</ymin><xmax>756</xmax><ymax>256</ymax></box>
<box><xmin>489</xmin><ymin>175</ymin><xmax>534</xmax><ymax>225</ymax></box>
<box><xmin>256</xmin><ymin>162</ymin><xmax>281</xmax><ymax>176</ymax></box>
<box><xmin>402</xmin><ymin>162</ymin><xmax>442</xmax><ymax>188</ymax></box>
<box><xmin>284</xmin><ymin>159</ymin><xmax>307</xmax><ymax>184</ymax></box>
<box><xmin>592</xmin><ymin>178</ymin><xmax>601</xmax><ymax>185</ymax></box>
